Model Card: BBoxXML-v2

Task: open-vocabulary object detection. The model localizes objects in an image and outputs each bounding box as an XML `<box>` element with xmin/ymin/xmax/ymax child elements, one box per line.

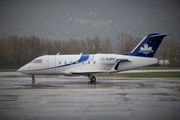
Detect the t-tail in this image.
<box><xmin>123</xmin><ymin>33</ymin><xmax>168</xmax><ymax>57</ymax></box>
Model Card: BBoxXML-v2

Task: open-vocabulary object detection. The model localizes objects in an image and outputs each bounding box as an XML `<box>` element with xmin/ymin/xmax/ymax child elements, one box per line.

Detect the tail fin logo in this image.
<box><xmin>138</xmin><ymin>43</ymin><xmax>154</xmax><ymax>55</ymax></box>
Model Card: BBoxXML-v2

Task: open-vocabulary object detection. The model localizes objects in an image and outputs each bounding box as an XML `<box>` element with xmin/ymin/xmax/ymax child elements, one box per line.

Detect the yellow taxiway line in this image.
<box><xmin>155</xmin><ymin>86</ymin><xmax>180</xmax><ymax>101</ymax></box>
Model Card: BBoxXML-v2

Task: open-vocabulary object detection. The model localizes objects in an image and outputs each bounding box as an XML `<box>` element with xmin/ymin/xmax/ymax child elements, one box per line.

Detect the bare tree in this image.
<box><xmin>117</xmin><ymin>33</ymin><xmax>140</xmax><ymax>54</ymax></box>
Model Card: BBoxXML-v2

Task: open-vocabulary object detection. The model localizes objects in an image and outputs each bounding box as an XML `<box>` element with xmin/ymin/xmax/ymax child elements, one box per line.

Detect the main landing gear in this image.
<box><xmin>88</xmin><ymin>75</ymin><xmax>96</xmax><ymax>83</ymax></box>
<box><xmin>32</xmin><ymin>75</ymin><xmax>35</xmax><ymax>83</ymax></box>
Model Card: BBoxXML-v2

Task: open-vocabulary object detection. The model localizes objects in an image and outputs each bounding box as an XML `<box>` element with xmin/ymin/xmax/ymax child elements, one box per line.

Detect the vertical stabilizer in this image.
<box><xmin>123</xmin><ymin>33</ymin><xmax>168</xmax><ymax>57</ymax></box>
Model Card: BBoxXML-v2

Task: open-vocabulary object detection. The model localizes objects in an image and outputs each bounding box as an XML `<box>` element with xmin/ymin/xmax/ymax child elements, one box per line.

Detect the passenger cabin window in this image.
<box><xmin>33</xmin><ymin>59</ymin><xmax>42</xmax><ymax>63</ymax></box>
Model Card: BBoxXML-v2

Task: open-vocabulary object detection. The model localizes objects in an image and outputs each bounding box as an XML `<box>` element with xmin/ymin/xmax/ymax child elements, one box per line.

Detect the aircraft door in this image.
<box><xmin>48</xmin><ymin>55</ymin><xmax>56</xmax><ymax>70</ymax></box>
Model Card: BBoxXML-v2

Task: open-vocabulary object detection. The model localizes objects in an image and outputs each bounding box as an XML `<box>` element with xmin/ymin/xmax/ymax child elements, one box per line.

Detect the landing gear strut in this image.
<box><xmin>32</xmin><ymin>75</ymin><xmax>35</xmax><ymax>83</ymax></box>
<box><xmin>88</xmin><ymin>75</ymin><xmax>96</xmax><ymax>83</ymax></box>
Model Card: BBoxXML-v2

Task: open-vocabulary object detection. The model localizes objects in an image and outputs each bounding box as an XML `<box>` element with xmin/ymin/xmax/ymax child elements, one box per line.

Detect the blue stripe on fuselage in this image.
<box><xmin>77</xmin><ymin>54</ymin><xmax>90</xmax><ymax>63</ymax></box>
<box><xmin>19</xmin><ymin>54</ymin><xmax>92</xmax><ymax>72</ymax></box>
<box><xmin>51</xmin><ymin>54</ymin><xmax>90</xmax><ymax>69</ymax></box>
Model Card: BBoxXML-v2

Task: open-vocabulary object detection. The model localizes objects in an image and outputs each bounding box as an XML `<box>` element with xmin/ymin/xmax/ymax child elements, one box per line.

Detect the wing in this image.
<box><xmin>68</xmin><ymin>59</ymin><xmax>131</xmax><ymax>75</ymax></box>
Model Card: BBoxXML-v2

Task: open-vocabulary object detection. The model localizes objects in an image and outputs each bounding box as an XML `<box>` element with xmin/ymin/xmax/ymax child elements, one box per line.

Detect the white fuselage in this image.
<box><xmin>18</xmin><ymin>53</ymin><xmax>157</xmax><ymax>76</ymax></box>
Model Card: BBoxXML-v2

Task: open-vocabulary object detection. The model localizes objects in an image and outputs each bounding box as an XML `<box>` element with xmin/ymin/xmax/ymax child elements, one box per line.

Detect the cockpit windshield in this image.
<box><xmin>32</xmin><ymin>59</ymin><xmax>42</xmax><ymax>63</ymax></box>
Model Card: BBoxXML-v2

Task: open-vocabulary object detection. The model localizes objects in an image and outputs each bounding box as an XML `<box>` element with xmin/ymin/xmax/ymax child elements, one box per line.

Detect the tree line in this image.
<box><xmin>0</xmin><ymin>33</ymin><xmax>180</xmax><ymax>69</ymax></box>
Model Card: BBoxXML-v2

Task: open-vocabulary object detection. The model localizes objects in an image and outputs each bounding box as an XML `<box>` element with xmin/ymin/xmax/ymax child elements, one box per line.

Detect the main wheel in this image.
<box><xmin>90</xmin><ymin>76</ymin><xmax>96</xmax><ymax>82</ymax></box>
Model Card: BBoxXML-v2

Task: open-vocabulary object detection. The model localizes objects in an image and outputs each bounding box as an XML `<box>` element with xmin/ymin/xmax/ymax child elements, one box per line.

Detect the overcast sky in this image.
<box><xmin>0</xmin><ymin>0</ymin><xmax>180</xmax><ymax>40</ymax></box>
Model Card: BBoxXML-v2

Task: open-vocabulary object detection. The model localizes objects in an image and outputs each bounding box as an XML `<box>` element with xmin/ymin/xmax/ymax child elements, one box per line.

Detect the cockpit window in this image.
<box><xmin>32</xmin><ymin>59</ymin><xmax>42</xmax><ymax>63</ymax></box>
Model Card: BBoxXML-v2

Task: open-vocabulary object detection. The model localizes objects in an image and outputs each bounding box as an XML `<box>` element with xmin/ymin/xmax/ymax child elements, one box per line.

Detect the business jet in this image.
<box><xmin>18</xmin><ymin>33</ymin><xmax>168</xmax><ymax>83</ymax></box>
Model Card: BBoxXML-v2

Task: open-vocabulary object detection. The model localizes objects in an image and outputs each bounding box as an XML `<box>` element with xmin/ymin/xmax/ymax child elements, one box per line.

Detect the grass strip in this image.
<box><xmin>0</xmin><ymin>69</ymin><xmax>17</xmax><ymax>72</ymax></box>
<box><xmin>103</xmin><ymin>72</ymin><xmax>180</xmax><ymax>78</ymax></box>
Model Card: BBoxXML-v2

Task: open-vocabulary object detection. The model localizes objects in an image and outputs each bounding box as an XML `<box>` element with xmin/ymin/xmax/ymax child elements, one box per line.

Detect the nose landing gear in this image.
<box><xmin>32</xmin><ymin>75</ymin><xmax>35</xmax><ymax>83</ymax></box>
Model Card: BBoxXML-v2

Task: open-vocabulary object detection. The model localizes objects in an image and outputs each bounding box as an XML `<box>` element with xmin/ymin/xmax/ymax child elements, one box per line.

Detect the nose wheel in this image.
<box><xmin>32</xmin><ymin>75</ymin><xmax>35</xmax><ymax>83</ymax></box>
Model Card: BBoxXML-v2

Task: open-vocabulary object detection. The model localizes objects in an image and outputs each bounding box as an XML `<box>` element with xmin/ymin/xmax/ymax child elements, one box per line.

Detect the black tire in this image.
<box><xmin>90</xmin><ymin>76</ymin><xmax>96</xmax><ymax>82</ymax></box>
<box><xmin>32</xmin><ymin>79</ymin><xmax>35</xmax><ymax>83</ymax></box>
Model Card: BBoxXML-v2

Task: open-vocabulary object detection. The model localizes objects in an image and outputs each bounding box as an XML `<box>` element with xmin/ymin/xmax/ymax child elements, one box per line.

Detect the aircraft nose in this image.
<box><xmin>17</xmin><ymin>63</ymin><xmax>33</xmax><ymax>75</ymax></box>
<box><xmin>17</xmin><ymin>64</ymin><xmax>29</xmax><ymax>73</ymax></box>
<box><xmin>17</xmin><ymin>67</ymin><xmax>23</xmax><ymax>73</ymax></box>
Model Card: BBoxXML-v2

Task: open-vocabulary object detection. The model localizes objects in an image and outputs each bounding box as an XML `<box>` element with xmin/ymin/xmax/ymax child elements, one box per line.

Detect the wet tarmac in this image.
<box><xmin>0</xmin><ymin>72</ymin><xmax>180</xmax><ymax>120</ymax></box>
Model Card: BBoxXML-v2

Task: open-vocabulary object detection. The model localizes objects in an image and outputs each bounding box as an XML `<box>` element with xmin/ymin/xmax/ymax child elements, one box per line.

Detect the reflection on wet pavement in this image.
<box><xmin>0</xmin><ymin>73</ymin><xmax>180</xmax><ymax>120</ymax></box>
